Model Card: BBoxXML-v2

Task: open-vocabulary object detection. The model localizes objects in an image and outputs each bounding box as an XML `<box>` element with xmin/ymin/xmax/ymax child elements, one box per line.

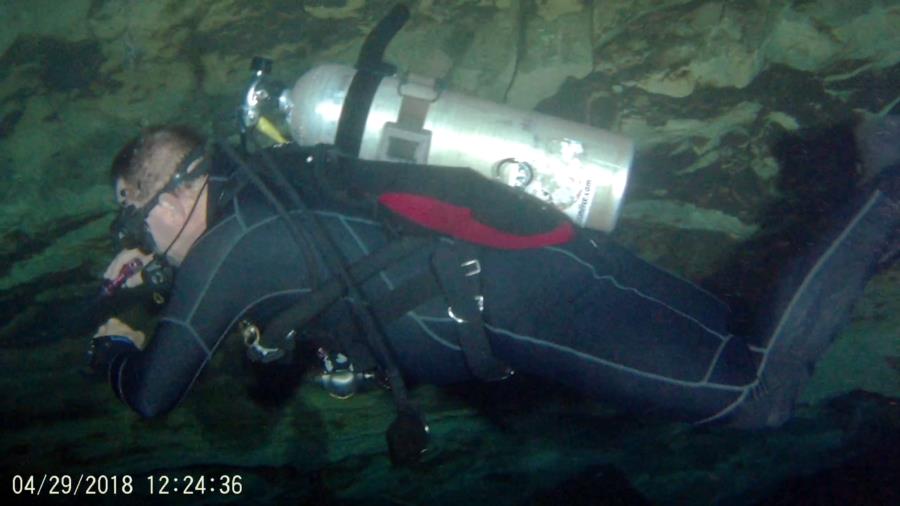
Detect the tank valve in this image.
<box><xmin>241</xmin><ymin>56</ymin><xmax>276</xmax><ymax>132</ymax></box>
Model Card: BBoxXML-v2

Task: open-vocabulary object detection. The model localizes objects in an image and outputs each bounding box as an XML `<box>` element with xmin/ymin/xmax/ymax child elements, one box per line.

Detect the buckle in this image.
<box><xmin>447</xmin><ymin>306</ymin><xmax>465</xmax><ymax>323</ymax></box>
<box><xmin>448</xmin><ymin>296</ymin><xmax>484</xmax><ymax>323</ymax></box>
<box><xmin>461</xmin><ymin>259</ymin><xmax>481</xmax><ymax>276</ymax></box>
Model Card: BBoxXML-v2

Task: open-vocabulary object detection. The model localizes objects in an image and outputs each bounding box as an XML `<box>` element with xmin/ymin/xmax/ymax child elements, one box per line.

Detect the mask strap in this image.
<box><xmin>158</xmin><ymin>172</ymin><xmax>210</xmax><ymax>259</ymax></box>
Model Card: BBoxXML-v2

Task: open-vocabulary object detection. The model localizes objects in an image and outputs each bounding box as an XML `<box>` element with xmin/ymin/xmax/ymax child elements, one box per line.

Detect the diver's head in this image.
<box><xmin>110</xmin><ymin>125</ymin><xmax>210</xmax><ymax>265</ymax></box>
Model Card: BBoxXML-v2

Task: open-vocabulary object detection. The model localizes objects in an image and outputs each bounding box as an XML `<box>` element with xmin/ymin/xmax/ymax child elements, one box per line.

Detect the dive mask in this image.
<box><xmin>111</xmin><ymin>203</ymin><xmax>157</xmax><ymax>252</ymax></box>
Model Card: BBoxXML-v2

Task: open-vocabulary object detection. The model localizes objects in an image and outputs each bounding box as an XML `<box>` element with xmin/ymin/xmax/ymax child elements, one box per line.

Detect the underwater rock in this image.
<box><xmin>526</xmin><ymin>464</ymin><xmax>653</xmax><ymax>506</ymax></box>
<box><xmin>304</xmin><ymin>0</ymin><xmax>366</xmax><ymax>20</ymax></box>
<box><xmin>622</xmin><ymin>199</ymin><xmax>758</xmax><ymax>239</ymax></box>
<box><xmin>503</xmin><ymin>1</ymin><xmax>594</xmax><ymax>110</ymax></box>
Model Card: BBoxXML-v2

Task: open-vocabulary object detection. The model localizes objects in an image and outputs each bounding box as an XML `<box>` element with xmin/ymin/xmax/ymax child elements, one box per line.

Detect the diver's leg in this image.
<box><xmin>479</xmin><ymin>233</ymin><xmax>760</xmax><ymax>421</ymax></box>
<box><xmin>723</xmin><ymin>166</ymin><xmax>900</xmax><ymax>427</ymax></box>
<box><xmin>478</xmin><ymin>164</ymin><xmax>899</xmax><ymax>424</ymax></box>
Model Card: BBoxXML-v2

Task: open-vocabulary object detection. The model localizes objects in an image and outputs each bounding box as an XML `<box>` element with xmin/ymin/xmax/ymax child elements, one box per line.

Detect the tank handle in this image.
<box><xmin>336</xmin><ymin>3</ymin><xmax>411</xmax><ymax>157</ymax></box>
<box><xmin>355</xmin><ymin>3</ymin><xmax>410</xmax><ymax>76</ymax></box>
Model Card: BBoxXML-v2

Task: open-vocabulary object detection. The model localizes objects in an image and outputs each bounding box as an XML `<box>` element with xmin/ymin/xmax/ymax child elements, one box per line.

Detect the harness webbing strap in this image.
<box><xmin>396</xmin><ymin>94</ymin><xmax>430</xmax><ymax>132</ymax></box>
<box><xmin>261</xmin><ymin>237</ymin><xmax>508</xmax><ymax>383</ymax></box>
<box><xmin>371</xmin><ymin>270</ymin><xmax>442</xmax><ymax>324</ymax></box>
<box><xmin>259</xmin><ymin>236</ymin><xmax>430</xmax><ymax>348</ymax></box>
<box><xmin>430</xmin><ymin>242</ymin><xmax>510</xmax><ymax>381</ymax></box>
<box><xmin>362</xmin><ymin>251</ymin><xmax>511</xmax><ymax>381</ymax></box>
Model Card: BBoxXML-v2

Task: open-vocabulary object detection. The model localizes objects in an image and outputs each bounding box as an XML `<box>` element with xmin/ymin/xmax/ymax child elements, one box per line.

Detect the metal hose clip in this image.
<box><xmin>241</xmin><ymin>56</ymin><xmax>278</xmax><ymax>132</ymax></box>
<box><xmin>242</xmin><ymin>319</ymin><xmax>293</xmax><ymax>364</ymax></box>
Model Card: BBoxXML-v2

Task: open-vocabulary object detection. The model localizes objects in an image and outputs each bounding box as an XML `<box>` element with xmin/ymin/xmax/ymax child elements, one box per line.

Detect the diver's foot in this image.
<box><xmin>875</xmin><ymin>164</ymin><xmax>900</xmax><ymax>268</ymax></box>
<box><xmin>729</xmin><ymin>164</ymin><xmax>900</xmax><ymax>430</ymax></box>
<box><xmin>727</xmin><ymin>356</ymin><xmax>811</xmax><ymax>428</ymax></box>
<box><xmin>856</xmin><ymin>114</ymin><xmax>900</xmax><ymax>187</ymax></box>
<box><xmin>878</xmin><ymin>218</ymin><xmax>900</xmax><ymax>269</ymax></box>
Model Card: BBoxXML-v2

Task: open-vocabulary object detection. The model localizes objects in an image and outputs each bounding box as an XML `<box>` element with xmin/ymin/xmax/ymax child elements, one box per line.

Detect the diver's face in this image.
<box><xmin>114</xmin><ymin>168</ymin><xmax>208</xmax><ymax>266</ymax></box>
<box><xmin>145</xmin><ymin>191</ymin><xmax>189</xmax><ymax>255</ymax></box>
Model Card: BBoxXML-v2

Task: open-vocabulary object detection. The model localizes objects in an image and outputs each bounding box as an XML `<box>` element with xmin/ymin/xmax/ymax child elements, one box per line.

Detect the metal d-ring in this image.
<box><xmin>461</xmin><ymin>259</ymin><xmax>481</xmax><ymax>276</ymax></box>
<box><xmin>447</xmin><ymin>295</ymin><xmax>484</xmax><ymax>323</ymax></box>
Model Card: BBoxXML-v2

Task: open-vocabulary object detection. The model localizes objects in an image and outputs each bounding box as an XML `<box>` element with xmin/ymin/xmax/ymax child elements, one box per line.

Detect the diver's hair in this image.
<box><xmin>112</xmin><ymin>125</ymin><xmax>206</xmax><ymax>207</ymax></box>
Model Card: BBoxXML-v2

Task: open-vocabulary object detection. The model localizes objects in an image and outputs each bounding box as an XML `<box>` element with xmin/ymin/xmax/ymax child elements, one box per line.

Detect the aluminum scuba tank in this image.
<box><xmin>280</xmin><ymin>64</ymin><xmax>634</xmax><ymax>232</ymax></box>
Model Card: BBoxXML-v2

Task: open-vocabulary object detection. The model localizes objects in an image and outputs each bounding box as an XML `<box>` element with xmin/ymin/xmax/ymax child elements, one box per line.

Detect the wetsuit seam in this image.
<box><xmin>160</xmin><ymin>317</ymin><xmax>211</xmax><ymax>356</ymax></box>
<box><xmin>338</xmin><ymin>215</ymin><xmax>370</xmax><ymax>250</ymax></box>
<box><xmin>208</xmin><ymin>287</ymin><xmax>313</xmax><ymax>357</ymax></box>
<box><xmin>172</xmin><ymin>288</ymin><xmax>314</xmax><ymax>413</ymax></box>
<box><xmin>643</xmin><ymin>257</ymin><xmax>730</xmax><ymax>312</ymax></box>
<box><xmin>187</xmin><ymin>211</ymin><xmax>317</xmax><ymax>322</ymax></box>
<box><xmin>186</xmin><ymin>232</ymin><xmax>243</xmax><ymax>322</ymax></box>
<box><xmin>546</xmin><ymin>246</ymin><xmax>730</xmax><ymax>342</ymax></box>
<box><xmin>484</xmin><ymin>323</ymin><xmax>749</xmax><ymax>391</ymax></box>
<box><xmin>416</xmin><ymin>315</ymin><xmax>457</xmax><ymax>323</ymax></box>
<box><xmin>243</xmin><ymin>210</ymin><xmax>458</xmax><ymax>353</ymax></box>
<box><xmin>314</xmin><ymin>210</ymin><xmax>382</xmax><ymax>226</ymax></box>
<box><xmin>115</xmin><ymin>354</ymin><xmax>129</xmax><ymax>399</ymax></box>
<box><xmin>379</xmin><ymin>272</ymin><xmax>395</xmax><ymax>290</ymax></box>
<box><xmin>337</xmin><ymin>213</ymin><xmax>459</xmax><ymax>348</ymax></box>
<box><xmin>202</xmin><ymin>214</ymin><xmax>237</xmax><ymax>240</ymax></box>
<box><xmin>240</xmin><ymin>209</ymin><xmax>376</xmax><ymax>238</ymax></box>
<box><xmin>585</xmin><ymin>238</ymin><xmax>730</xmax><ymax>312</ymax></box>
<box><xmin>410</xmin><ymin>315</ymin><xmax>463</xmax><ymax>351</ymax></box>
<box><xmin>700</xmin><ymin>192</ymin><xmax>888</xmax><ymax>426</ymax></box>
<box><xmin>234</xmin><ymin>195</ymin><xmax>247</xmax><ymax>231</ymax></box>
<box><xmin>693</xmin><ymin>389</ymin><xmax>751</xmax><ymax>425</ymax></box>
<box><xmin>338</xmin><ymin>214</ymin><xmax>398</xmax><ymax>289</ymax></box>
<box><xmin>701</xmin><ymin>333</ymin><xmax>733</xmax><ymax>383</ymax></box>
<box><xmin>756</xmin><ymin>191</ymin><xmax>882</xmax><ymax>375</ymax></box>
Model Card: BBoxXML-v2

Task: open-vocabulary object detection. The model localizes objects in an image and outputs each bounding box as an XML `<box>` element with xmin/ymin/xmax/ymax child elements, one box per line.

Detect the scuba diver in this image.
<box><xmin>87</xmin><ymin>6</ymin><xmax>900</xmax><ymax>464</ymax></box>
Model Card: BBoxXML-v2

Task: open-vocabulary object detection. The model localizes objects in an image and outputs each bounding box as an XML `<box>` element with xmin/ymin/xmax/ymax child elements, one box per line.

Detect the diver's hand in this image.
<box><xmin>86</xmin><ymin>335</ymin><xmax>140</xmax><ymax>375</ymax></box>
<box><xmin>94</xmin><ymin>317</ymin><xmax>147</xmax><ymax>350</ymax></box>
<box><xmin>102</xmin><ymin>249</ymin><xmax>154</xmax><ymax>289</ymax></box>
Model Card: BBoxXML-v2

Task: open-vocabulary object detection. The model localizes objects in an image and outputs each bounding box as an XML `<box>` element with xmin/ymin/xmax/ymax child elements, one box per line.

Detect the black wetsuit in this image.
<box><xmin>110</xmin><ymin>144</ymin><xmax>900</xmax><ymax>427</ymax></box>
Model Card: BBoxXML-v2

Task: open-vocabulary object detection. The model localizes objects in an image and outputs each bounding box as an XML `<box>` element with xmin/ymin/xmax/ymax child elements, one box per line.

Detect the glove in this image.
<box><xmin>86</xmin><ymin>335</ymin><xmax>140</xmax><ymax>375</ymax></box>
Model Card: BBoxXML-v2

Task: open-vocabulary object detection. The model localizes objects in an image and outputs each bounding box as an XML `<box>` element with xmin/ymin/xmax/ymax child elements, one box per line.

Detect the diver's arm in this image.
<box><xmin>101</xmin><ymin>208</ymin><xmax>258</xmax><ymax>418</ymax></box>
<box><xmin>86</xmin><ymin>252</ymin><xmax>155</xmax><ymax>371</ymax></box>
<box><xmin>88</xmin><ymin>248</ymin><xmax>155</xmax><ymax>356</ymax></box>
<box><xmin>106</xmin><ymin>317</ymin><xmax>212</xmax><ymax>418</ymax></box>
